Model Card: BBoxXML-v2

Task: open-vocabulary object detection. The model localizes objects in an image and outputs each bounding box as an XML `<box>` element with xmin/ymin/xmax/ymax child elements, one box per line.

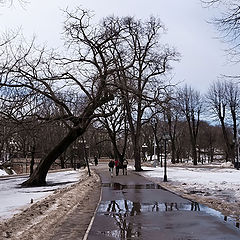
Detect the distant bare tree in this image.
<box><xmin>177</xmin><ymin>85</ymin><xmax>203</xmax><ymax>165</ymax></box>
<box><xmin>98</xmin><ymin>97</ymin><xmax>129</xmax><ymax>163</ymax></box>
<box><xmin>225</xmin><ymin>81</ymin><xmax>240</xmax><ymax>142</ymax></box>
<box><xmin>162</xmin><ymin>90</ymin><xmax>181</xmax><ymax>164</ymax></box>
<box><xmin>206</xmin><ymin>80</ymin><xmax>235</xmax><ymax>161</ymax></box>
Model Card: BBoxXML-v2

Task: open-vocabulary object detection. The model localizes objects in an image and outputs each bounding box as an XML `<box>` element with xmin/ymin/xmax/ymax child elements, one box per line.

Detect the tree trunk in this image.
<box><xmin>131</xmin><ymin>130</ymin><xmax>142</xmax><ymax>171</ymax></box>
<box><xmin>134</xmin><ymin>145</ymin><xmax>142</xmax><ymax>171</ymax></box>
<box><xmin>192</xmin><ymin>145</ymin><xmax>198</xmax><ymax>165</ymax></box>
<box><xmin>171</xmin><ymin>141</ymin><xmax>176</xmax><ymax>164</ymax></box>
<box><xmin>220</xmin><ymin>118</ymin><xmax>234</xmax><ymax>161</ymax></box>
<box><xmin>30</xmin><ymin>146</ymin><xmax>35</xmax><ymax>176</ymax></box>
<box><xmin>60</xmin><ymin>154</ymin><xmax>65</xmax><ymax>169</ymax></box>
<box><xmin>22</xmin><ymin>127</ymin><xmax>84</xmax><ymax>187</ymax></box>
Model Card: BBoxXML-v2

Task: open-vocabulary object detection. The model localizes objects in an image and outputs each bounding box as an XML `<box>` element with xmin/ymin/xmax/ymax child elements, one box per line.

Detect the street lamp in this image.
<box><xmin>151</xmin><ymin>118</ymin><xmax>157</xmax><ymax>167</ymax></box>
<box><xmin>153</xmin><ymin>136</ymin><xmax>157</xmax><ymax>167</ymax></box>
<box><xmin>163</xmin><ymin>134</ymin><xmax>170</xmax><ymax>182</ymax></box>
<box><xmin>79</xmin><ymin>138</ymin><xmax>91</xmax><ymax>176</ymax></box>
<box><xmin>85</xmin><ymin>145</ymin><xmax>91</xmax><ymax>176</ymax></box>
<box><xmin>160</xmin><ymin>143</ymin><xmax>163</xmax><ymax>168</ymax></box>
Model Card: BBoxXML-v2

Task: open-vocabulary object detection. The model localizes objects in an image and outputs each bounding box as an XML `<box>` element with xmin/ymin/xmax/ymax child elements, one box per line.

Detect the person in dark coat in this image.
<box><xmin>94</xmin><ymin>156</ymin><xmax>98</xmax><ymax>166</ymax></box>
<box><xmin>108</xmin><ymin>159</ymin><xmax>115</xmax><ymax>177</ymax></box>
<box><xmin>122</xmin><ymin>158</ymin><xmax>128</xmax><ymax>175</ymax></box>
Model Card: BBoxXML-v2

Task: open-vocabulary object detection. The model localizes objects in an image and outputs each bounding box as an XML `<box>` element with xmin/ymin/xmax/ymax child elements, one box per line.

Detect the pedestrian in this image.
<box><xmin>108</xmin><ymin>159</ymin><xmax>115</xmax><ymax>177</ymax></box>
<box><xmin>122</xmin><ymin>158</ymin><xmax>128</xmax><ymax>175</ymax></box>
<box><xmin>115</xmin><ymin>159</ymin><xmax>120</xmax><ymax>176</ymax></box>
<box><xmin>94</xmin><ymin>156</ymin><xmax>98</xmax><ymax>166</ymax></box>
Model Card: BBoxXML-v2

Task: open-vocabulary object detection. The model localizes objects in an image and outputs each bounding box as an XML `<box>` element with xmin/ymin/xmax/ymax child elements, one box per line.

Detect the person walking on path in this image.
<box><xmin>108</xmin><ymin>159</ymin><xmax>115</xmax><ymax>177</ymax></box>
<box><xmin>122</xmin><ymin>158</ymin><xmax>128</xmax><ymax>175</ymax></box>
<box><xmin>115</xmin><ymin>159</ymin><xmax>120</xmax><ymax>176</ymax></box>
<box><xmin>94</xmin><ymin>156</ymin><xmax>98</xmax><ymax>166</ymax></box>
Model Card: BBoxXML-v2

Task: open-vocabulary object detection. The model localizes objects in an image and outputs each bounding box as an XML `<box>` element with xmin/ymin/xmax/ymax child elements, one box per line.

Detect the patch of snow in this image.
<box><xmin>220</xmin><ymin>162</ymin><xmax>233</xmax><ymax>168</ymax></box>
<box><xmin>139</xmin><ymin>165</ymin><xmax>240</xmax><ymax>205</ymax></box>
<box><xmin>0</xmin><ymin>169</ymin><xmax>85</xmax><ymax>221</ymax></box>
<box><xmin>0</xmin><ymin>169</ymin><xmax>8</xmax><ymax>176</ymax></box>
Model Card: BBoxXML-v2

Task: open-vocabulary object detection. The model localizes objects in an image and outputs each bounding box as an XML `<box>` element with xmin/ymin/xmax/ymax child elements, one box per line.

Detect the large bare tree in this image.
<box><xmin>0</xmin><ymin>9</ymin><xmax>134</xmax><ymax>186</ymax></box>
<box><xmin>113</xmin><ymin>16</ymin><xmax>179</xmax><ymax>171</ymax></box>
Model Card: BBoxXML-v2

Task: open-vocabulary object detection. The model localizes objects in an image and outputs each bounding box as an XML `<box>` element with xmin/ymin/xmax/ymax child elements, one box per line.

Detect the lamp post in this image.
<box><xmin>151</xmin><ymin>118</ymin><xmax>157</xmax><ymax>167</ymax></box>
<box><xmin>153</xmin><ymin>136</ymin><xmax>157</xmax><ymax>167</ymax></box>
<box><xmin>163</xmin><ymin>134</ymin><xmax>170</xmax><ymax>182</ymax></box>
<box><xmin>80</xmin><ymin>138</ymin><xmax>91</xmax><ymax>176</ymax></box>
<box><xmin>160</xmin><ymin>143</ymin><xmax>163</xmax><ymax>168</ymax></box>
<box><xmin>85</xmin><ymin>145</ymin><xmax>91</xmax><ymax>176</ymax></box>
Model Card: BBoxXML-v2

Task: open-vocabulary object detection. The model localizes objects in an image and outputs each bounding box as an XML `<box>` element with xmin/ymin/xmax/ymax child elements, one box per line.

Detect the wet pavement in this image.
<box><xmin>87</xmin><ymin>167</ymin><xmax>240</xmax><ymax>240</ymax></box>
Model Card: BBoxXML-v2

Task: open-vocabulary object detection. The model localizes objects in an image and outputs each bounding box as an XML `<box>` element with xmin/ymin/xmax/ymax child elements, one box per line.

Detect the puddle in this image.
<box><xmin>98</xmin><ymin>200</ymin><xmax>199</xmax><ymax>214</ymax></box>
<box><xmin>100</xmin><ymin>182</ymin><xmax>240</xmax><ymax>231</ymax></box>
<box><xmin>102</xmin><ymin>183</ymin><xmax>163</xmax><ymax>190</ymax></box>
<box><xmin>98</xmin><ymin>199</ymin><xmax>240</xmax><ymax>239</ymax></box>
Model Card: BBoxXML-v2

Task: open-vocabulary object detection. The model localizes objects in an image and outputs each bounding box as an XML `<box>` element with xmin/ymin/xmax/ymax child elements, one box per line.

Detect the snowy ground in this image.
<box><xmin>0</xmin><ymin>169</ymin><xmax>85</xmax><ymax>221</ymax></box>
<box><xmin>0</xmin><ymin>168</ymin><xmax>101</xmax><ymax>240</ymax></box>
<box><xmin>137</xmin><ymin>162</ymin><xmax>240</xmax><ymax>221</ymax></box>
<box><xmin>0</xmin><ymin>169</ymin><xmax>9</xmax><ymax>176</ymax></box>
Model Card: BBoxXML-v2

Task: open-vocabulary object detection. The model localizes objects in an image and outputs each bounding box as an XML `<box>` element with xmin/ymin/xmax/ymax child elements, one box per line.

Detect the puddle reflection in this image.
<box><xmin>102</xmin><ymin>183</ymin><xmax>163</xmax><ymax>190</ymax></box>
<box><xmin>100</xmin><ymin>200</ymin><xmax>200</xmax><ymax>215</ymax></box>
<box><xmin>99</xmin><ymin>200</ymin><xmax>201</xmax><ymax>239</ymax></box>
<box><xmin>102</xmin><ymin>200</ymin><xmax>142</xmax><ymax>239</ymax></box>
<box><xmin>99</xmin><ymin>182</ymin><xmax>240</xmax><ymax>237</ymax></box>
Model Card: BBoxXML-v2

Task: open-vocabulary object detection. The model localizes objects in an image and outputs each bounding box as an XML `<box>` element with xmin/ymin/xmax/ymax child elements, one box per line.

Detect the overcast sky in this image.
<box><xmin>0</xmin><ymin>0</ymin><xmax>237</xmax><ymax>93</ymax></box>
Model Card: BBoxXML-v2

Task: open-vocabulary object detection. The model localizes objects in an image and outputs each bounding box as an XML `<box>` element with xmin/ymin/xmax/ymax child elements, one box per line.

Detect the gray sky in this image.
<box><xmin>0</xmin><ymin>0</ymin><xmax>237</xmax><ymax>93</ymax></box>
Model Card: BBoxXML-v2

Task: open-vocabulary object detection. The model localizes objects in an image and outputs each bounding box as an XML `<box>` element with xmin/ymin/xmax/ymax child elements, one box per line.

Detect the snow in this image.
<box><xmin>0</xmin><ymin>169</ymin><xmax>8</xmax><ymax>176</ymax></box>
<box><xmin>0</xmin><ymin>169</ymin><xmax>85</xmax><ymax>221</ymax></box>
<box><xmin>137</xmin><ymin>164</ymin><xmax>240</xmax><ymax>206</ymax></box>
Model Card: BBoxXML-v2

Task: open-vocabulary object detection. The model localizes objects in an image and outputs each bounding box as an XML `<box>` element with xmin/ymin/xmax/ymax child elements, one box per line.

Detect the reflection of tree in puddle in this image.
<box><xmin>164</xmin><ymin>203</ymin><xmax>179</xmax><ymax>211</ymax></box>
<box><xmin>103</xmin><ymin>201</ymin><xmax>203</xmax><ymax>238</ymax></box>
<box><xmin>106</xmin><ymin>200</ymin><xmax>142</xmax><ymax>239</ymax></box>
<box><xmin>191</xmin><ymin>202</ymin><xmax>200</xmax><ymax>211</ymax></box>
<box><xmin>223</xmin><ymin>214</ymin><xmax>240</xmax><ymax>228</ymax></box>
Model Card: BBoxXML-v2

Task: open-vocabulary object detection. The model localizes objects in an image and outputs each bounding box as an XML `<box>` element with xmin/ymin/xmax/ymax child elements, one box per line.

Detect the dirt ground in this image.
<box><xmin>0</xmin><ymin>170</ymin><xmax>101</xmax><ymax>240</ymax></box>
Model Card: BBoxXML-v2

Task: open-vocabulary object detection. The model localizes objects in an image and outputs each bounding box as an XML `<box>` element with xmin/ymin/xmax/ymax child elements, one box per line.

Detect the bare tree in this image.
<box><xmin>225</xmin><ymin>81</ymin><xmax>240</xmax><ymax>142</ymax></box>
<box><xmin>114</xmin><ymin>16</ymin><xmax>179</xmax><ymax>171</ymax></box>
<box><xmin>0</xmin><ymin>9</ymin><xmax>132</xmax><ymax>186</ymax></box>
<box><xmin>98</xmin><ymin>97</ymin><xmax>129</xmax><ymax>163</ymax></box>
<box><xmin>202</xmin><ymin>0</ymin><xmax>240</xmax><ymax>62</ymax></box>
<box><xmin>178</xmin><ymin>85</ymin><xmax>203</xmax><ymax>165</ymax></box>
<box><xmin>206</xmin><ymin>80</ymin><xmax>235</xmax><ymax>161</ymax></box>
<box><xmin>161</xmin><ymin>90</ymin><xmax>181</xmax><ymax>164</ymax></box>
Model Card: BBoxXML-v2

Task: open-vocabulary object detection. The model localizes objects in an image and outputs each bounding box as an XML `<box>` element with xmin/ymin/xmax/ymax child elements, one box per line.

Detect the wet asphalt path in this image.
<box><xmin>87</xmin><ymin>167</ymin><xmax>240</xmax><ymax>240</ymax></box>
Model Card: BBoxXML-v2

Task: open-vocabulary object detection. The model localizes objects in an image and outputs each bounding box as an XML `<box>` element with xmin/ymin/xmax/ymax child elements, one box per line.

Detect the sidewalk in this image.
<box><xmin>86</xmin><ymin>165</ymin><xmax>240</xmax><ymax>240</ymax></box>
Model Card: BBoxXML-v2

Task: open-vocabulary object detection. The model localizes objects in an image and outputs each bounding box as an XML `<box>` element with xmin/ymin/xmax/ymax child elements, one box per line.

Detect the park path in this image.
<box><xmin>86</xmin><ymin>165</ymin><xmax>240</xmax><ymax>240</ymax></box>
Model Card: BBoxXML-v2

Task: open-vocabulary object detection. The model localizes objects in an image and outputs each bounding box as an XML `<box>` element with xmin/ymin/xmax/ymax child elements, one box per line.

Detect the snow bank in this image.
<box><xmin>139</xmin><ymin>165</ymin><xmax>240</xmax><ymax>205</ymax></box>
<box><xmin>0</xmin><ymin>169</ymin><xmax>8</xmax><ymax>176</ymax></box>
<box><xmin>0</xmin><ymin>169</ymin><xmax>86</xmax><ymax>221</ymax></box>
